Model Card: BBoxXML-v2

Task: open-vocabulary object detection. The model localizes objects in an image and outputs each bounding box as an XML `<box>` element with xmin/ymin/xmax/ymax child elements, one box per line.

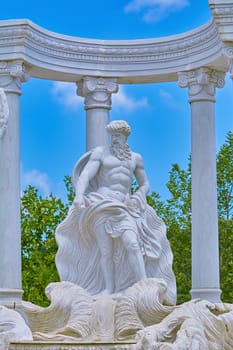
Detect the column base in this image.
<box><xmin>190</xmin><ymin>288</ymin><xmax>222</xmax><ymax>303</ymax></box>
<box><xmin>0</xmin><ymin>288</ymin><xmax>23</xmax><ymax>308</ymax></box>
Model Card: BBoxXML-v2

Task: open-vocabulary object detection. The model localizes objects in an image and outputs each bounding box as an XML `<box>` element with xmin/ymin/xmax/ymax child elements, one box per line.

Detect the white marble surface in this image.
<box><xmin>0</xmin><ymin>61</ymin><xmax>28</xmax><ymax>305</ymax></box>
<box><xmin>20</xmin><ymin>279</ymin><xmax>172</xmax><ymax>342</ymax></box>
<box><xmin>0</xmin><ymin>14</ymin><xmax>229</xmax><ymax>83</ymax></box>
<box><xmin>0</xmin><ymin>306</ymin><xmax>32</xmax><ymax>350</ymax></box>
<box><xmin>77</xmin><ymin>78</ymin><xmax>118</xmax><ymax>151</ymax></box>
<box><xmin>9</xmin><ymin>342</ymin><xmax>135</xmax><ymax>350</ymax></box>
<box><xmin>179</xmin><ymin>68</ymin><xmax>224</xmax><ymax>302</ymax></box>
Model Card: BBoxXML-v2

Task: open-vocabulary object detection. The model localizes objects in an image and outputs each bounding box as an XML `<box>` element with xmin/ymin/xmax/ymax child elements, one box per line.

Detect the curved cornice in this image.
<box><xmin>0</xmin><ymin>18</ymin><xmax>229</xmax><ymax>84</ymax></box>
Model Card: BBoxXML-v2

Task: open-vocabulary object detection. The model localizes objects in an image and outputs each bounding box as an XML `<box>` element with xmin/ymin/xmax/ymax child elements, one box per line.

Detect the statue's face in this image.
<box><xmin>111</xmin><ymin>132</ymin><xmax>127</xmax><ymax>145</ymax></box>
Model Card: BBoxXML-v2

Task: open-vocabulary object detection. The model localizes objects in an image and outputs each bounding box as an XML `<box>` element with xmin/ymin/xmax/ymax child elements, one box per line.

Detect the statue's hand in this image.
<box><xmin>73</xmin><ymin>194</ymin><xmax>85</xmax><ymax>208</ymax></box>
<box><xmin>126</xmin><ymin>192</ymin><xmax>147</xmax><ymax>214</ymax></box>
<box><xmin>126</xmin><ymin>197</ymin><xmax>140</xmax><ymax>211</ymax></box>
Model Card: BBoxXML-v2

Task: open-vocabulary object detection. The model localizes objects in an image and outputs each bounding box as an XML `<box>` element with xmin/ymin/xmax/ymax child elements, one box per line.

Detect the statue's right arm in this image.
<box><xmin>74</xmin><ymin>148</ymin><xmax>102</xmax><ymax>206</ymax></box>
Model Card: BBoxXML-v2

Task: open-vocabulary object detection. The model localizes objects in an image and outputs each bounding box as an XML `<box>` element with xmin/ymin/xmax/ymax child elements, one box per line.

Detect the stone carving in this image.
<box><xmin>0</xmin><ymin>19</ymin><xmax>225</xmax><ymax>83</ymax></box>
<box><xmin>20</xmin><ymin>281</ymin><xmax>233</xmax><ymax>348</ymax></box>
<box><xmin>0</xmin><ymin>60</ymin><xmax>29</xmax><ymax>93</ymax></box>
<box><xmin>9</xmin><ymin>344</ymin><xmax>135</xmax><ymax>350</ymax></box>
<box><xmin>1</xmin><ymin>20</ymin><xmax>218</xmax><ymax>64</ymax></box>
<box><xmin>223</xmin><ymin>45</ymin><xmax>233</xmax><ymax>78</ymax></box>
<box><xmin>178</xmin><ymin>68</ymin><xmax>225</xmax><ymax>101</ymax></box>
<box><xmin>77</xmin><ymin>77</ymin><xmax>118</xmax><ymax>110</ymax></box>
<box><xmin>21</xmin><ymin>279</ymin><xmax>172</xmax><ymax>342</ymax></box>
<box><xmin>0</xmin><ymin>306</ymin><xmax>32</xmax><ymax>350</ymax></box>
<box><xmin>135</xmin><ymin>300</ymin><xmax>233</xmax><ymax>349</ymax></box>
<box><xmin>0</xmin><ymin>88</ymin><xmax>9</xmax><ymax>138</ymax></box>
<box><xmin>55</xmin><ymin>120</ymin><xmax>176</xmax><ymax>304</ymax></box>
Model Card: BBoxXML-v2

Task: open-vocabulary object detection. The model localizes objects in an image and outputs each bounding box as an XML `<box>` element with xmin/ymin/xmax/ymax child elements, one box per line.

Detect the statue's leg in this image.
<box><xmin>95</xmin><ymin>229</ymin><xmax>115</xmax><ymax>294</ymax></box>
<box><xmin>121</xmin><ymin>230</ymin><xmax>146</xmax><ymax>281</ymax></box>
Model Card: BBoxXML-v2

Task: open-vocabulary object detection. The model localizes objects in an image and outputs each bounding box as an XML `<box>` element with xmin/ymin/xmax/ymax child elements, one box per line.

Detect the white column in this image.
<box><xmin>77</xmin><ymin>77</ymin><xmax>118</xmax><ymax>151</ymax></box>
<box><xmin>0</xmin><ymin>60</ymin><xmax>28</xmax><ymax>307</ymax></box>
<box><xmin>179</xmin><ymin>67</ymin><xmax>225</xmax><ymax>302</ymax></box>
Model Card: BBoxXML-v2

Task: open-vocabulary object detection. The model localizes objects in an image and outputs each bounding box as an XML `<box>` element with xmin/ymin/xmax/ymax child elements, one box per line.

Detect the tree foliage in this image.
<box><xmin>21</xmin><ymin>132</ymin><xmax>233</xmax><ymax>305</ymax></box>
<box><xmin>21</xmin><ymin>186</ymin><xmax>68</xmax><ymax>305</ymax></box>
<box><xmin>165</xmin><ymin>163</ymin><xmax>191</xmax><ymax>304</ymax></box>
<box><xmin>217</xmin><ymin>131</ymin><xmax>233</xmax><ymax>302</ymax></box>
<box><xmin>217</xmin><ymin>131</ymin><xmax>233</xmax><ymax>220</ymax></box>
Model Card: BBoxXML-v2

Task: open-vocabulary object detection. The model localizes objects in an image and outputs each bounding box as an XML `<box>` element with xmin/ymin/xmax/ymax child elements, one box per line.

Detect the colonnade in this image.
<box><xmin>0</xmin><ymin>59</ymin><xmax>227</xmax><ymax>305</ymax></box>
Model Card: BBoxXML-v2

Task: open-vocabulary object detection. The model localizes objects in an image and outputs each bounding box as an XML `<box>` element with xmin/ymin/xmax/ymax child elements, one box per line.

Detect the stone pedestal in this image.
<box><xmin>179</xmin><ymin>68</ymin><xmax>225</xmax><ymax>303</ymax></box>
<box><xmin>9</xmin><ymin>342</ymin><xmax>135</xmax><ymax>350</ymax></box>
<box><xmin>77</xmin><ymin>77</ymin><xmax>118</xmax><ymax>151</ymax></box>
<box><xmin>0</xmin><ymin>60</ymin><xmax>28</xmax><ymax>306</ymax></box>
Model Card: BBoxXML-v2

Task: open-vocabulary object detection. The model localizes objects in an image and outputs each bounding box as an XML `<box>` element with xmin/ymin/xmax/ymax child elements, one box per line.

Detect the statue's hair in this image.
<box><xmin>106</xmin><ymin>120</ymin><xmax>131</xmax><ymax>136</ymax></box>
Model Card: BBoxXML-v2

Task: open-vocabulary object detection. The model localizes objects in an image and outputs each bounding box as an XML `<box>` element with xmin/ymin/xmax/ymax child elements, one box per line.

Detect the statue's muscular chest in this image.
<box><xmin>99</xmin><ymin>154</ymin><xmax>135</xmax><ymax>178</ymax></box>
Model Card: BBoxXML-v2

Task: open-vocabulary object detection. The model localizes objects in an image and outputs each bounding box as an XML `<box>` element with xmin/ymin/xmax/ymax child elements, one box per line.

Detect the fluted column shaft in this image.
<box><xmin>179</xmin><ymin>68</ymin><xmax>225</xmax><ymax>302</ymax></box>
<box><xmin>0</xmin><ymin>60</ymin><xmax>28</xmax><ymax>306</ymax></box>
<box><xmin>77</xmin><ymin>77</ymin><xmax>118</xmax><ymax>151</ymax></box>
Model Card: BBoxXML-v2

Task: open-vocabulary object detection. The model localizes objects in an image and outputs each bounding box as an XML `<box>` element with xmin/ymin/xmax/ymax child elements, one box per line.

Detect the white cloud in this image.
<box><xmin>51</xmin><ymin>82</ymin><xmax>83</xmax><ymax>110</ymax></box>
<box><xmin>21</xmin><ymin>168</ymin><xmax>51</xmax><ymax>197</ymax></box>
<box><xmin>159</xmin><ymin>88</ymin><xmax>184</xmax><ymax>110</ymax></box>
<box><xmin>112</xmin><ymin>86</ymin><xmax>149</xmax><ymax>112</ymax></box>
<box><xmin>124</xmin><ymin>0</ymin><xmax>190</xmax><ymax>23</ymax></box>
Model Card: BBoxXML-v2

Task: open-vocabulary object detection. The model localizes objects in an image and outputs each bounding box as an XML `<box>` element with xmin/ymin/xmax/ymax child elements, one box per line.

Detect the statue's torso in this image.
<box><xmin>95</xmin><ymin>149</ymin><xmax>136</xmax><ymax>202</ymax></box>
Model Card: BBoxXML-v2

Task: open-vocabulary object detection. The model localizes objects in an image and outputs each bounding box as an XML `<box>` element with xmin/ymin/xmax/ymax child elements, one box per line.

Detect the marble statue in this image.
<box><xmin>55</xmin><ymin>120</ymin><xmax>176</xmax><ymax>304</ymax></box>
<box><xmin>5</xmin><ymin>119</ymin><xmax>233</xmax><ymax>348</ymax></box>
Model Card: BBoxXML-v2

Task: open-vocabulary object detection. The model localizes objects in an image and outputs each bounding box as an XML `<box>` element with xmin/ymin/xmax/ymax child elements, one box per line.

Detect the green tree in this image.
<box><xmin>217</xmin><ymin>131</ymin><xmax>233</xmax><ymax>220</ymax></box>
<box><xmin>21</xmin><ymin>186</ymin><xmax>68</xmax><ymax>305</ymax></box>
<box><xmin>217</xmin><ymin>131</ymin><xmax>233</xmax><ymax>302</ymax></box>
<box><xmin>164</xmin><ymin>163</ymin><xmax>191</xmax><ymax>304</ymax></box>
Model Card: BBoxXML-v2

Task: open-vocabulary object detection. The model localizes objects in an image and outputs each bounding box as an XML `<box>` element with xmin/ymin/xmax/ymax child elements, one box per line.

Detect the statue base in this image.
<box><xmin>2</xmin><ymin>279</ymin><xmax>233</xmax><ymax>349</ymax></box>
<box><xmin>9</xmin><ymin>341</ymin><xmax>136</xmax><ymax>350</ymax></box>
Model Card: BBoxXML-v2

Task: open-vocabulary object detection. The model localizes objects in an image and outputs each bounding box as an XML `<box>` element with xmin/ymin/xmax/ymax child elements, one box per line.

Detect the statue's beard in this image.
<box><xmin>110</xmin><ymin>141</ymin><xmax>131</xmax><ymax>160</ymax></box>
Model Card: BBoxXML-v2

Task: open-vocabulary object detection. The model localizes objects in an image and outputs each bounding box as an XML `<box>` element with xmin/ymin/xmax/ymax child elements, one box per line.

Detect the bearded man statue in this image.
<box><xmin>55</xmin><ymin>120</ymin><xmax>176</xmax><ymax>304</ymax></box>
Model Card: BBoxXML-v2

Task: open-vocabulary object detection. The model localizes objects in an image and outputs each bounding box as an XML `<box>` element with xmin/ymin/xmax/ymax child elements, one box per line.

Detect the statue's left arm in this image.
<box><xmin>134</xmin><ymin>153</ymin><xmax>150</xmax><ymax>197</ymax></box>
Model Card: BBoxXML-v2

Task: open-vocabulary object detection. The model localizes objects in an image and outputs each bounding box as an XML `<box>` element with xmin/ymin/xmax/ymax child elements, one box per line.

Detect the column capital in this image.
<box><xmin>0</xmin><ymin>60</ymin><xmax>29</xmax><ymax>94</ymax></box>
<box><xmin>77</xmin><ymin>77</ymin><xmax>118</xmax><ymax>110</ymax></box>
<box><xmin>178</xmin><ymin>68</ymin><xmax>225</xmax><ymax>103</ymax></box>
<box><xmin>223</xmin><ymin>44</ymin><xmax>233</xmax><ymax>79</ymax></box>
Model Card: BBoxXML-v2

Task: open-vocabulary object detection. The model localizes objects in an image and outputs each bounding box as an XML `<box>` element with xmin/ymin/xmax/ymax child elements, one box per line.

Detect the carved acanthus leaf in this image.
<box><xmin>77</xmin><ymin>77</ymin><xmax>118</xmax><ymax>110</ymax></box>
<box><xmin>0</xmin><ymin>61</ymin><xmax>29</xmax><ymax>92</ymax></box>
<box><xmin>178</xmin><ymin>68</ymin><xmax>225</xmax><ymax>100</ymax></box>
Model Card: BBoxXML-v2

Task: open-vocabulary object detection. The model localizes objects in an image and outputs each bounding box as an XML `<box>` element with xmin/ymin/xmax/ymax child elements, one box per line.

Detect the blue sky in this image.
<box><xmin>1</xmin><ymin>0</ymin><xmax>233</xmax><ymax>201</ymax></box>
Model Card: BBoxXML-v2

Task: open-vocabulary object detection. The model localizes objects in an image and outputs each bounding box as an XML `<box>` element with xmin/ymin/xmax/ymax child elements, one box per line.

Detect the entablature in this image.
<box><xmin>0</xmin><ymin>13</ymin><xmax>232</xmax><ymax>84</ymax></box>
